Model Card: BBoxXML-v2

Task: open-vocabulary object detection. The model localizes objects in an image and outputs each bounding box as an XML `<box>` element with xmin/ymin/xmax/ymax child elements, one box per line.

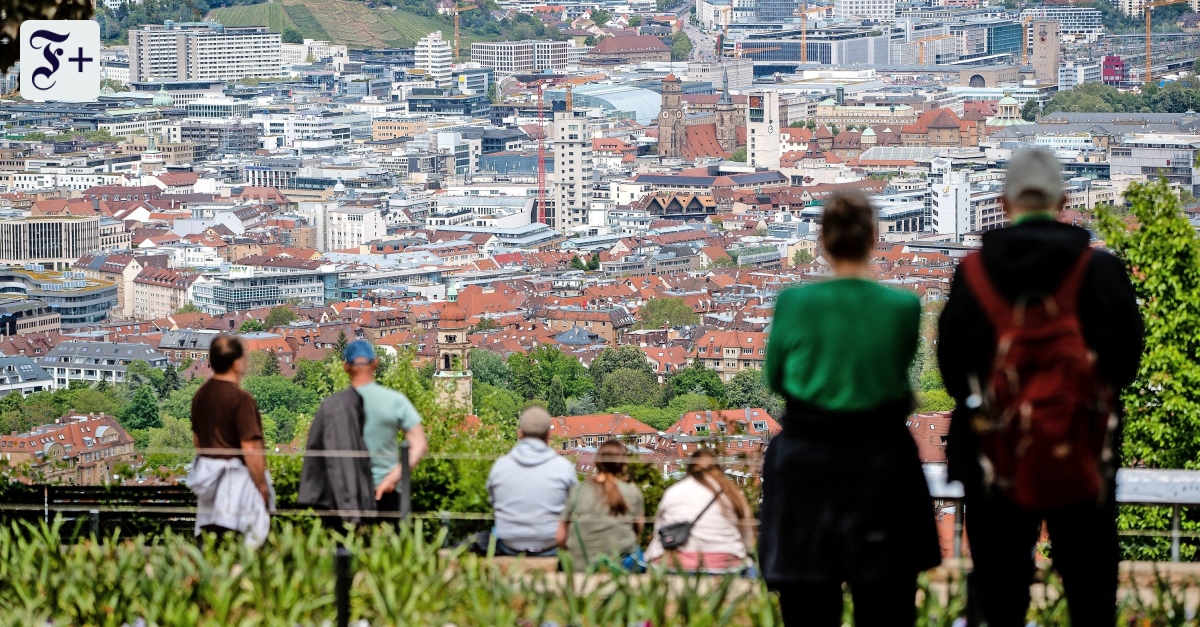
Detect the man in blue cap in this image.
<box><xmin>342</xmin><ymin>339</ymin><xmax>427</xmax><ymax>514</ymax></box>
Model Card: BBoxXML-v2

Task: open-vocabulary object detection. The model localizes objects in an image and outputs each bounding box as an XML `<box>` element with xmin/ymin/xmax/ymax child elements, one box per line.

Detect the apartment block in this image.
<box><xmin>129</xmin><ymin>21</ymin><xmax>282</xmax><ymax>83</ymax></box>
<box><xmin>470</xmin><ymin>40</ymin><xmax>568</xmax><ymax>73</ymax></box>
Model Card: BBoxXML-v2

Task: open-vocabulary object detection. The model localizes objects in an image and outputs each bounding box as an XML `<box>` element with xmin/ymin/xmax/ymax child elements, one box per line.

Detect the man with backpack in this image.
<box><xmin>938</xmin><ymin>147</ymin><xmax>1143</xmax><ymax>626</ymax></box>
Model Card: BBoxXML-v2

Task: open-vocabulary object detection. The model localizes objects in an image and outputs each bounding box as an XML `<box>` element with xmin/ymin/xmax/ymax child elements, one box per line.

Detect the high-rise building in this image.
<box><xmin>658</xmin><ymin>74</ymin><xmax>686</xmax><ymax>159</ymax></box>
<box><xmin>415</xmin><ymin>31</ymin><xmax>454</xmax><ymax>88</ymax></box>
<box><xmin>550</xmin><ymin>106</ymin><xmax>595</xmax><ymax>231</ymax></box>
<box><xmin>0</xmin><ymin>217</ymin><xmax>101</xmax><ymax>271</ymax></box>
<box><xmin>129</xmin><ymin>21</ymin><xmax>282</xmax><ymax>83</ymax></box>
<box><xmin>746</xmin><ymin>90</ymin><xmax>780</xmax><ymax>170</ymax></box>
<box><xmin>755</xmin><ymin>0</ymin><xmax>798</xmax><ymax>22</ymax></box>
<box><xmin>1031</xmin><ymin>20</ymin><xmax>1061</xmax><ymax>84</ymax></box>
<box><xmin>470</xmin><ymin>40</ymin><xmax>568</xmax><ymax>73</ymax></box>
<box><xmin>835</xmin><ymin>0</ymin><xmax>896</xmax><ymax>22</ymax></box>
<box><xmin>324</xmin><ymin>206</ymin><xmax>387</xmax><ymax>252</ymax></box>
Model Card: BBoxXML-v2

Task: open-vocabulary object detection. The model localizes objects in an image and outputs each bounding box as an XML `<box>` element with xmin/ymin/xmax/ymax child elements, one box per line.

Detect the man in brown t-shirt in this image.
<box><xmin>191</xmin><ymin>334</ymin><xmax>268</xmax><ymax>535</ymax></box>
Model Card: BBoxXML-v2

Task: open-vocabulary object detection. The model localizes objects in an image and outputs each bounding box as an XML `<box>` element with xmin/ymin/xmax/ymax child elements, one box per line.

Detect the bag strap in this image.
<box><xmin>691</xmin><ymin>491</ymin><xmax>722</xmax><ymax>526</ymax></box>
<box><xmin>961</xmin><ymin>252</ymin><xmax>1015</xmax><ymax>334</ymax></box>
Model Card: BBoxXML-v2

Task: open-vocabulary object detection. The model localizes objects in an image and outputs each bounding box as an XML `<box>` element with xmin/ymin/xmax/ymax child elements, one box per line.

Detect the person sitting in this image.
<box><xmin>473</xmin><ymin>407</ymin><xmax>578</xmax><ymax>556</ymax></box>
<box><xmin>645</xmin><ymin>448</ymin><xmax>755</xmax><ymax>573</ymax></box>
<box><xmin>556</xmin><ymin>440</ymin><xmax>645</xmax><ymax>571</ymax></box>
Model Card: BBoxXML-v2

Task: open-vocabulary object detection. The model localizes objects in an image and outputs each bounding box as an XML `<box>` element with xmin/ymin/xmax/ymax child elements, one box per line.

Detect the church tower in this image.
<box><xmin>715</xmin><ymin>66</ymin><xmax>740</xmax><ymax>153</ymax></box>
<box><xmin>434</xmin><ymin>285</ymin><xmax>472</xmax><ymax>410</ymax></box>
<box><xmin>658</xmin><ymin>74</ymin><xmax>686</xmax><ymax>158</ymax></box>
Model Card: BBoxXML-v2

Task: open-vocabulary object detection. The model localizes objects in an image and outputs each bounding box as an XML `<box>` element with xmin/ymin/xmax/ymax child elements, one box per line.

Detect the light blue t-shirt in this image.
<box><xmin>355</xmin><ymin>382</ymin><xmax>422</xmax><ymax>486</ymax></box>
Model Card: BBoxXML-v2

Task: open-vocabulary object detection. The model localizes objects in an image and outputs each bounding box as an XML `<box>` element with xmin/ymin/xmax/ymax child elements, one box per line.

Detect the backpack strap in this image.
<box><xmin>1051</xmin><ymin>248</ymin><xmax>1093</xmax><ymax>319</ymax></box>
<box><xmin>960</xmin><ymin>252</ymin><xmax>1016</xmax><ymax>334</ymax></box>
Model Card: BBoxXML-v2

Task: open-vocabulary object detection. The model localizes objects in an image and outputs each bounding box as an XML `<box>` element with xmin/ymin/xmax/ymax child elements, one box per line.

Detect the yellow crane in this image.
<box><xmin>453</xmin><ymin>2</ymin><xmax>478</xmax><ymax>62</ymax></box>
<box><xmin>913</xmin><ymin>33</ymin><xmax>951</xmax><ymax>65</ymax></box>
<box><xmin>793</xmin><ymin>2</ymin><xmax>825</xmax><ymax>64</ymax></box>
<box><xmin>1021</xmin><ymin>15</ymin><xmax>1034</xmax><ymax>66</ymax></box>
<box><xmin>1145</xmin><ymin>0</ymin><xmax>1190</xmax><ymax>83</ymax></box>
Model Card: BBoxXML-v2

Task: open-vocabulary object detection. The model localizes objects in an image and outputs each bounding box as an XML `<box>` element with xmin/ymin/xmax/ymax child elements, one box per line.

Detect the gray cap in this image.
<box><xmin>519</xmin><ymin>406</ymin><xmax>552</xmax><ymax>439</ymax></box>
<box><xmin>1004</xmin><ymin>147</ymin><xmax>1064</xmax><ymax>209</ymax></box>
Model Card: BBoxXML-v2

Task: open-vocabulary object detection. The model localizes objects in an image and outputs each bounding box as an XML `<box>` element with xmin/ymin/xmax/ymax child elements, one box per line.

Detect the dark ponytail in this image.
<box><xmin>591</xmin><ymin>440</ymin><xmax>629</xmax><ymax>516</ymax></box>
<box><xmin>821</xmin><ymin>189</ymin><xmax>877</xmax><ymax>262</ymax></box>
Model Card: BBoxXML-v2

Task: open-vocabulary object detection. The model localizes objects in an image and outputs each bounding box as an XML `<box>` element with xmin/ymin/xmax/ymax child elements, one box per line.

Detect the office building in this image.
<box><xmin>755</xmin><ymin>0</ymin><xmax>799</xmax><ymax>22</ymax></box>
<box><xmin>325</xmin><ymin>206</ymin><xmax>387</xmax><ymax>252</ymax></box>
<box><xmin>129</xmin><ymin>21</ymin><xmax>282</xmax><ymax>83</ymax></box>
<box><xmin>747</xmin><ymin>91</ymin><xmax>781</xmax><ymax>170</ymax></box>
<box><xmin>415</xmin><ymin>31</ymin><xmax>454</xmax><ymax>88</ymax></box>
<box><xmin>551</xmin><ymin>107</ymin><xmax>596</xmax><ymax>231</ymax></box>
<box><xmin>0</xmin><ymin>267</ymin><xmax>118</xmax><ymax>328</ymax></box>
<box><xmin>0</xmin><ymin>300</ymin><xmax>61</xmax><ymax>337</ymax></box>
<box><xmin>835</xmin><ymin>0</ymin><xmax>897</xmax><ymax>21</ymax></box>
<box><xmin>1020</xmin><ymin>8</ymin><xmax>1104</xmax><ymax>42</ymax></box>
<box><xmin>0</xmin><ymin>217</ymin><xmax>100</xmax><ymax>271</ymax></box>
<box><xmin>40</xmin><ymin>343</ymin><xmax>169</xmax><ymax>388</ymax></box>
<box><xmin>1058</xmin><ymin>62</ymin><xmax>1102</xmax><ymax>89</ymax></box>
<box><xmin>470</xmin><ymin>40</ymin><xmax>568</xmax><ymax>73</ymax></box>
<box><xmin>281</xmin><ymin>39</ymin><xmax>348</xmax><ymax>65</ymax></box>
<box><xmin>176</xmin><ymin>119</ymin><xmax>260</xmax><ymax>156</ymax></box>
<box><xmin>1111</xmin><ymin>134</ymin><xmax>1200</xmax><ymax>196</ymax></box>
<box><xmin>191</xmin><ymin>266</ymin><xmax>336</xmax><ymax>315</ymax></box>
<box><xmin>186</xmin><ymin>98</ymin><xmax>249</xmax><ymax>119</ymax></box>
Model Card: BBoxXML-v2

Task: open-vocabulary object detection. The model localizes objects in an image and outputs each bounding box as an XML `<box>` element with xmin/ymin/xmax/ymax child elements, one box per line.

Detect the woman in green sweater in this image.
<box><xmin>758</xmin><ymin>190</ymin><xmax>940</xmax><ymax>626</ymax></box>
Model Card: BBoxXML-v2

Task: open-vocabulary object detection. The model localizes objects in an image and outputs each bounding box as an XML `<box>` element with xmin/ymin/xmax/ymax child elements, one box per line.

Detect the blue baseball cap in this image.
<box><xmin>342</xmin><ymin>340</ymin><xmax>376</xmax><ymax>365</ymax></box>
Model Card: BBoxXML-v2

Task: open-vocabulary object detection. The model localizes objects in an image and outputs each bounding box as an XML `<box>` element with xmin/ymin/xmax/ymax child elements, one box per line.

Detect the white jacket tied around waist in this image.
<box><xmin>188</xmin><ymin>456</ymin><xmax>276</xmax><ymax>548</ymax></box>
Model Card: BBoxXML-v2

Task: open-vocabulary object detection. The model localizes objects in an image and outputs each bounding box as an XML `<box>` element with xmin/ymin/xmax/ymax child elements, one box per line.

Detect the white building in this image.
<box><xmin>470</xmin><ymin>40</ymin><xmax>569</xmax><ymax>73</ymax></box>
<box><xmin>251</xmin><ymin>113</ymin><xmax>352</xmax><ymax>146</ymax></box>
<box><xmin>129</xmin><ymin>22</ymin><xmax>282</xmax><ymax>83</ymax></box>
<box><xmin>1020</xmin><ymin>7</ymin><xmax>1105</xmax><ymax>42</ymax></box>
<box><xmin>281</xmin><ymin>39</ymin><xmax>348</xmax><ymax>65</ymax></box>
<box><xmin>551</xmin><ymin>108</ymin><xmax>597</xmax><ymax>232</ymax></box>
<box><xmin>930</xmin><ymin>167</ymin><xmax>972</xmax><ymax>241</ymax></box>
<box><xmin>747</xmin><ymin>90</ymin><xmax>780</xmax><ymax>170</ymax></box>
<box><xmin>1058</xmin><ymin>62</ymin><xmax>1102</xmax><ymax>89</ymax></box>
<box><xmin>415</xmin><ymin>32</ymin><xmax>454</xmax><ymax>88</ymax></box>
<box><xmin>101</xmin><ymin>59</ymin><xmax>130</xmax><ymax>85</ymax></box>
<box><xmin>325</xmin><ymin>206</ymin><xmax>387</xmax><ymax>252</ymax></box>
<box><xmin>835</xmin><ymin>0</ymin><xmax>896</xmax><ymax>22</ymax></box>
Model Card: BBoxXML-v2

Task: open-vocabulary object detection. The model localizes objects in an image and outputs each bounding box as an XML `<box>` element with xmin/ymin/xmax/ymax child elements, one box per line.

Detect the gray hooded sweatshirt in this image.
<box><xmin>487</xmin><ymin>438</ymin><xmax>578</xmax><ymax>551</ymax></box>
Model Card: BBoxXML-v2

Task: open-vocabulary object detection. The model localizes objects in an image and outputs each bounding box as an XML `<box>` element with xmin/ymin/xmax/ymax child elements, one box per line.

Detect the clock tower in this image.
<box><xmin>658</xmin><ymin>73</ymin><xmax>687</xmax><ymax>159</ymax></box>
<box><xmin>434</xmin><ymin>285</ymin><xmax>472</xmax><ymax>410</ymax></box>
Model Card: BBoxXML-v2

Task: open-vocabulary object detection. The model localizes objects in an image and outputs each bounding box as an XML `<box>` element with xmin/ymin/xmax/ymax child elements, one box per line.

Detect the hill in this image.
<box><xmin>209</xmin><ymin>0</ymin><xmax>492</xmax><ymax>49</ymax></box>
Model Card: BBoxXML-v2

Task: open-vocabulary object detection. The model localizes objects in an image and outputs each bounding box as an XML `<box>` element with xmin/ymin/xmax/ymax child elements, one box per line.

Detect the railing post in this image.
<box><xmin>440</xmin><ymin>511</ymin><xmax>450</xmax><ymax>547</ymax></box>
<box><xmin>400</xmin><ymin>440</ymin><xmax>411</xmax><ymax>520</ymax></box>
<box><xmin>90</xmin><ymin>509</ymin><xmax>100</xmax><ymax>538</ymax></box>
<box><xmin>335</xmin><ymin>545</ymin><xmax>352</xmax><ymax>627</ymax></box>
<box><xmin>1171</xmin><ymin>503</ymin><xmax>1182</xmax><ymax>563</ymax></box>
<box><xmin>953</xmin><ymin>499</ymin><xmax>965</xmax><ymax>559</ymax></box>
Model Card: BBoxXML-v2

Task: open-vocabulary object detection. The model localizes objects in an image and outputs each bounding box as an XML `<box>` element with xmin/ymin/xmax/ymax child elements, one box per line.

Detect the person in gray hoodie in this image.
<box><xmin>477</xmin><ymin>407</ymin><xmax>578</xmax><ymax>556</ymax></box>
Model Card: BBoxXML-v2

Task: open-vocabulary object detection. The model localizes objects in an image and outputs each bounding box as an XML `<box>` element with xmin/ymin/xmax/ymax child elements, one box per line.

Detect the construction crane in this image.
<box><xmin>913</xmin><ymin>34</ymin><xmax>951</xmax><ymax>65</ymax></box>
<box><xmin>1021</xmin><ymin>15</ymin><xmax>1034</xmax><ymax>66</ymax></box>
<box><xmin>453</xmin><ymin>2</ymin><xmax>478</xmax><ymax>62</ymax></box>
<box><xmin>793</xmin><ymin>2</ymin><xmax>825</xmax><ymax>64</ymax></box>
<box><xmin>1145</xmin><ymin>0</ymin><xmax>1190</xmax><ymax>83</ymax></box>
<box><xmin>531</xmin><ymin>78</ymin><xmax>550</xmax><ymax>224</ymax></box>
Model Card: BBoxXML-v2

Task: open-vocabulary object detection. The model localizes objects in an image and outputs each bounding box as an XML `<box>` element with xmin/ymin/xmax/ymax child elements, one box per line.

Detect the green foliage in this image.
<box><xmin>175</xmin><ymin>303</ymin><xmax>201</xmax><ymax>314</ymax></box>
<box><xmin>1097</xmin><ymin>178</ymin><xmax>1200</xmax><ymax>560</ymax></box>
<box><xmin>666</xmin><ymin>362</ymin><xmax>726</xmax><ymax>402</ymax></box>
<box><xmin>589</xmin><ymin>345</ymin><xmax>655</xmax><ymax>390</ymax></box>
<box><xmin>507</xmin><ymin>346</ymin><xmax>591</xmax><ymax>401</ymax></box>
<box><xmin>119</xmin><ymin>385</ymin><xmax>161</xmax><ymax>431</ymax></box>
<box><xmin>125</xmin><ymin>360</ymin><xmax>166</xmax><ymax>395</ymax></box>
<box><xmin>587</xmin><ymin>254</ymin><xmax>600</xmax><ymax>271</ymax></box>
<box><xmin>261</xmin><ymin>350</ymin><xmax>281</xmax><ymax>377</ymax></box>
<box><xmin>591</xmin><ymin>8</ymin><xmax>611</xmax><ymax>26</ymax></box>
<box><xmin>281</xmin><ymin>26</ymin><xmax>303</xmax><ymax>43</ymax></box>
<box><xmin>584</xmin><ymin>35</ymin><xmax>598</xmax><ymax>46</ymax></box>
<box><xmin>99</xmin><ymin>78</ymin><xmax>128</xmax><ymax>93</ymax></box>
<box><xmin>637</xmin><ymin>296</ymin><xmax>700</xmax><ymax>330</ymax></box>
<box><xmin>144</xmin><ymin>415</ymin><xmax>194</xmax><ymax>471</ymax></box>
<box><xmin>242</xmin><ymin>375</ymin><xmax>320</xmax><ymax>416</ymax></box>
<box><xmin>466</xmin><ymin>349</ymin><xmax>506</xmax><ymax>388</ymax></box>
<box><xmin>293</xmin><ymin>358</ymin><xmax>334</xmax><ymax>396</ymax></box>
<box><xmin>570</xmin><ymin>254</ymin><xmax>587</xmax><ymax>270</ymax></box>
<box><xmin>1040</xmin><ymin>81</ymin><xmax>1200</xmax><ymax>116</ymax></box>
<box><xmin>547</xmin><ymin>375</ymin><xmax>567</xmax><ymax>417</ymax></box>
<box><xmin>239</xmin><ymin>319</ymin><xmax>265</xmax><ymax>333</ymax></box>
<box><xmin>473</xmin><ymin>317</ymin><xmax>498</xmax><ymax>332</ymax></box>
<box><xmin>729</xmin><ymin>147</ymin><xmax>747</xmax><ymax>162</ymax></box>
<box><xmin>264</xmin><ymin>305</ymin><xmax>298</xmax><ymax>328</ymax></box>
<box><xmin>614</xmin><ymin>393</ymin><xmax>717</xmax><ymax>430</ymax></box>
<box><xmin>473</xmin><ymin>383</ymin><xmax>522</xmax><ymax>435</ymax></box>
<box><xmin>161</xmin><ymin>376</ymin><xmax>203</xmax><ymax>420</ymax></box>
<box><xmin>599</xmin><ymin>368</ymin><xmax>661</xmax><ymax>409</ymax></box>
<box><xmin>792</xmin><ymin>249</ymin><xmax>814</xmax><ymax>266</ymax></box>
<box><xmin>670</xmin><ymin>31</ymin><xmax>693</xmax><ymax>61</ymax></box>
<box><xmin>628</xmin><ymin>15</ymin><xmax>641</xmax><ymax>26</ymax></box>
<box><xmin>333</xmin><ymin>330</ymin><xmax>349</xmax><ymax>356</ymax></box>
<box><xmin>914</xmin><ymin>389</ymin><xmax>956</xmax><ymax>414</ymax></box>
<box><xmin>724</xmin><ymin>369</ymin><xmax>784</xmax><ymax>420</ymax></box>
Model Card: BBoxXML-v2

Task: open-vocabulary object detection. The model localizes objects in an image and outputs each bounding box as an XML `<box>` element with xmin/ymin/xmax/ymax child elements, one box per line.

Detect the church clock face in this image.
<box><xmin>442</xmin><ymin>380</ymin><xmax>457</xmax><ymax>393</ymax></box>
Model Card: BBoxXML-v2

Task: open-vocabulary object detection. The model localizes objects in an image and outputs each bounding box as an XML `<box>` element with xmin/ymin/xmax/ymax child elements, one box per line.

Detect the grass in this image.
<box><xmin>208</xmin><ymin>0</ymin><xmax>494</xmax><ymax>49</ymax></box>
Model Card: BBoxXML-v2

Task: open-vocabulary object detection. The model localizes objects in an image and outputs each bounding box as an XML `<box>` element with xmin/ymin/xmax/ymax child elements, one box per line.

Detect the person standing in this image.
<box><xmin>758</xmin><ymin>190</ymin><xmax>940</xmax><ymax>626</ymax></box>
<box><xmin>938</xmin><ymin>147</ymin><xmax>1142</xmax><ymax>626</ymax></box>
<box><xmin>557</xmin><ymin>440</ymin><xmax>645</xmax><ymax>571</ymax></box>
<box><xmin>189</xmin><ymin>334</ymin><xmax>275</xmax><ymax>547</ymax></box>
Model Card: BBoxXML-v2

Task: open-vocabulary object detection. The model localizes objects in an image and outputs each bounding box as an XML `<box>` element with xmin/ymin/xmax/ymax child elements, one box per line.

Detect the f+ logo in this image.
<box><xmin>20</xmin><ymin>21</ymin><xmax>101</xmax><ymax>102</ymax></box>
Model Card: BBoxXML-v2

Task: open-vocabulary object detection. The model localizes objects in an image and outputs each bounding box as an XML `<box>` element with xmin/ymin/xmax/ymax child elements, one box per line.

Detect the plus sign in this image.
<box><xmin>68</xmin><ymin>47</ymin><xmax>93</xmax><ymax>73</ymax></box>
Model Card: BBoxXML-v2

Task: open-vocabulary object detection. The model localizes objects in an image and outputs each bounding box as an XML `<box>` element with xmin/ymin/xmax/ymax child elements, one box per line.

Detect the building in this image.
<box><xmin>415</xmin><ymin>31</ymin><xmax>453</xmax><ymax>88</ymax></box>
<box><xmin>583</xmin><ymin>35</ymin><xmax>671</xmax><ymax>66</ymax></box>
<box><xmin>550</xmin><ymin>107</ymin><xmax>596</xmax><ymax>231</ymax></box>
<box><xmin>1031</xmin><ymin>21</ymin><xmax>1061</xmax><ymax>85</ymax></box>
<box><xmin>0</xmin><ymin>414</ymin><xmax>136</xmax><ymax>485</ymax></box>
<box><xmin>433</xmin><ymin>289</ymin><xmax>472</xmax><ymax>410</ymax></box>
<box><xmin>686</xmin><ymin>330</ymin><xmax>767</xmax><ymax>382</ymax></box>
<box><xmin>1019</xmin><ymin>7</ymin><xmax>1104</xmax><ymax>42</ymax></box>
<box><xmin>658</xmin><ymin>74</ymin><xmax>687</xmax><ymax>159</ymax></box>
<box><xmin>0</xmin><ymin>300</ymin><xmax>61</xmax><ymax>337</ymax></box>
<box><xmin>1102</xmin><ymin>55</ymin><xmax>1127</xmax><ymax>85</ymax></box>
<box><xmin>186</xmin><ymin>98</ymin><xmax>250</xmax><ymax>119</ymax></box>
<box><xmin>835</xmin><ymin>0</ymin><xmax>896</xmax><ymax>22</ymax></box>
<box><xmin>325</xmin><ymin>206</ymin><xmax>387</xmax><ymax>251</ymax></box>
<box><xmin>747</xmin><ymin>91</ymin><xmax>781</xmax><ymax>170</ymax></box>
<box><xmin>129</xmin><ymin>21</ymin><xmax>282</xmax><ymax>83</ymax></box>
<box><xmin>0</xmin><ymin>355</ymin><xmax>55</xmax><ymax>397</ymax></box>
<box><xmin>131</xmin><ymin>267</ymin><xmax>198</xmax><ymax>319</ymax></box>
<box><xmin>552</xmin><ymin>413</ymin><xmax>658</xmax><ymax>450</ymax></box>
<box><xmin>371</xmin><ymin>117</ymin><xmax>429</xmax><ymax>141</ymax></box>
<box><xmin>177</xmin><ymin>119</ymin><xmax>261</xmax><ymax>157</ymax></box>
<box><xmin>470</xmin><ymin>40</ymin><xmax>569</xmax><ymax>73</ymax></box>
<box><xmin>0</xmin><ymin>267</ymin><xmax>117</xmax><ymax>329</ymax></box>
<box><xmin>40</xmin><ymin>342</ymin><xmax>170</xmax><ymax>387</ymax></box>
<box><xmin>157</xmin><ymin>329</ymin><xmax>220</xmax><ymax>364</ymax></box>
<box><xmin>191</xmin><ymin>266</ymin><xmax>335</xmax><ymax>315</ymax></box>
<box><xmin>1110</xmin><ymin>134</ymin><xmax>1200</xmax><ymax>196</ymax></box>
<box><xmin>0</xmin><ymin>216</ymin><xmax>101</xmax><ymax>271</ymax></box>
<box><xmin>1058</xmin><ymin>62</ymin><xmax>1102</xmax><ymax>89</ymax></box>
<box><xmin>281</xmin><ymin>39</ymin><xmax>347</xmax><ymax>65</ymax></box>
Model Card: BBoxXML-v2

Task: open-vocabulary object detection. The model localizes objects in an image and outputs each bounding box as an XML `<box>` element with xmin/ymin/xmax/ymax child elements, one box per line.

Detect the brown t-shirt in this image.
<box><xmin>191</xmin><ymin>379</ymin><xmax>263</xmax><ymax>460</ymax></box>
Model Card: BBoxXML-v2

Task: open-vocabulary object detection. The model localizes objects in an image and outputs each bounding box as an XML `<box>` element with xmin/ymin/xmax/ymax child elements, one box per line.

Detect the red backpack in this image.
<box><xmin>961</xmin><ymin>249</ymin><xmax>1118</xmax><ymax>510</ymax></box>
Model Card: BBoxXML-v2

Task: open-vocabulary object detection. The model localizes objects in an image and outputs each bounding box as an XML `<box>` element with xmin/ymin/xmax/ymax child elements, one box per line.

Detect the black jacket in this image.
<box><xmin>937</xmin><ymin>220</ymin><xmax>1143</xmax><ymax>488</ymax></box>
<box><xmin>298</xmin><ymin>387</ymin><xmax>376</xmax><ymax>523</ymax></box>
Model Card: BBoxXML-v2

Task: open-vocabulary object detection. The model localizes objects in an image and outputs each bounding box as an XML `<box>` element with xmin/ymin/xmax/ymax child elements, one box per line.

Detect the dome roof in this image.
<box><xmin>998</xmin><ymin>95</ymin><xmax>1019</xmax><ymax>106</ymax></box>
<box><xmin>152</xmin><ymin>84</ymin><xmax>174</xmax><ymax>107</ymax></box>
<box><xmin>440</xmin><ymin>302</ymin><xmax>467</xmax><ymax>325</ymax></box>
<box><xmin>333</xmin><ymin>179</ymin><xmax>346</xmax><ymax>192</ymax></box>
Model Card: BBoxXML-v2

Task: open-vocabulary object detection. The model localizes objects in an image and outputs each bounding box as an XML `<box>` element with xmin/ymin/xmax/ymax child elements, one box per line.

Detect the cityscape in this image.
<box><xmin>1</xmin><ymin>0</ymin><xmax>1200</xmax><ymax>623</ymax></box>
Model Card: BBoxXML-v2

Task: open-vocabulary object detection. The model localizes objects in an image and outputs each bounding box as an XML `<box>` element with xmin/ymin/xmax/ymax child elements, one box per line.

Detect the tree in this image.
<box><xmin>547</xmin><ymin>376</ymin><xmax>567</xmax><ymax>417</ymax></box>
<box><xmin>570</xmin><ymin>254</ymin><xmax>587</xmax><ymax>270</ymax></box>
<box><xmin>144</xmin><ymin>415</ymin><xmax>193</xmax><ymax>470</ymax></box>
<box><xmin>1181</xmin><ymin>189</ymin><xmax>1197</xmax><ymax>208</ymax></box>
<box><xmin>282</xmin><ymin>26</ymin><xmax>303</xmax><ymax>44</ymax></box>
<box><xmin>1021</xmin><ymin>98</ymin><xmax>1040</xmax><ymax>121</ymax></box>
<box><xmin>589</xmin><ymin>345</ymin><xmax>655</xmax><ymax>390</ymax></box>
<box><xmin>64</xmin><ymin>387</ymin><xmax>122</xmax><ymax>416</ymax></box>
<box><xmin>587</xmin><ymin>254</ymin><xmax>600</xmax><ymax>271</ymax></box>
<box><xmin>333</xmin><ymin>330</ymin><xmax>349</xmax><ymax>356</ymax></box>
<box><xmin>628</xmin><ymin>15</ymin><xmax>641</xmax><ymax>26</ymax></box>
<box><xmin>473</xmin><ymin>317</ymin><xmax>498</xmax><ymax>332</ymax></box>
<box><xmin>1097</xmin><ymin>178</ymin><xmax>1200</xmax><ymax>559</ymax></box>
<box><xmin>805</xmin><ymin>119</ymin><xmax>817</xmax><ymax>130</ymax></box>
<box><xmin>729</xmin><ymin>147</ymin><xmax>747</xmax><ymax>162</ymax></box>
<box><xmin>239</xmin><ymin>319</ymin><xmax>265</xmax><ymax>333</ymax></box>
<box><xmin>637</xmin><ymin>296</ymin><xmax>700</xmax><ymax>330</ymax></box>
<box><xmin>599</xmin><ymin>368</ymin><xmax>661</xmax><ymax>409</ymax></box>
<box><xmin>119</xmin><ymin>385</ymin><xmax>161</xmax><ymax>431</ymax></box>
<box><xmin>125</xmin><ymin>360</ymin><xmax>165</xmax><ymax>394</ymax></box>
<box><xmin>591</xmin><ymin>8</ymin><xmax>611</xmax><ymax>26</ymax></box>
<box><xmin>666</xmin><ymin>362</ymin><xmax>726</xmax><ymax>402</ymax></box>
<box><xmin>724</xmin><ymin>368</ymin><xmax>784</xmax><ymax>420</ymax></box>
<box><xmin>161</xmin><ymin>376</ymin><xmax>203</xmax><ymax>420</ymax></box>
<box><xmin>507</xmin><ymin>346</ymin><xmax>592</xmax><ymax>401</ymax></box>
<box><xmin>264</xmin><ymin>305</ymin><xmax>297</xmax><ymax>328</ymax></box>
<box><xmin>175</xmin><ymin>303</ymin><xmax>200</xmax><ymax>314</ymax></box>
<box><xmin>792</xmin><ymin>249</ymin><xmax>814</xmax><ymax>266</ymax></box>
<box><xmin>243</xmin><ymin>375</ymin><xmax>320</xmax><ymax>416</ymax></box>
<box><xmin>471</xmin><ymin>349</ymin><xmax>510</xmax><ymax>388</ymax></box>
<box><xmin>670</xmin><ymin>31</ymin><xmax>693</xmax><ymax>61</ymax></box>
<box><xmin>161</xmin><ymin>363</ymin><xmax>181</xmax><ymax>396</ymax></box>
<box><xmin>262</xmin><ymin>350</ymin><xmax>281</xmax><ymax>377</ymax></box>
<box><xmin>584</xmin><ymin>35</ymin><xmax>597</xmax><ymax>46</ymax></box>
<box><xmin>99</xmin><ymin>78</ymin><xmax>128</xmax><ymax>93</ymax></box>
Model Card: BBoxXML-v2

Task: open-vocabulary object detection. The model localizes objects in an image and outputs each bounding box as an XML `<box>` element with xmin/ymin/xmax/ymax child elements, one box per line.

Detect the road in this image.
<box><xmin>669</xmin><ymin>0</ymin><xmax>719</xmax><ymax>62</ymax></box>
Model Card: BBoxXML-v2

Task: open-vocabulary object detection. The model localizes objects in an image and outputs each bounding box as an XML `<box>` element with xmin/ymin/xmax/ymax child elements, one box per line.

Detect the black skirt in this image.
<box><xmin>758</xmin><ymin>399</ymin><xmax>942</xmax><ymax>587</ymax></box>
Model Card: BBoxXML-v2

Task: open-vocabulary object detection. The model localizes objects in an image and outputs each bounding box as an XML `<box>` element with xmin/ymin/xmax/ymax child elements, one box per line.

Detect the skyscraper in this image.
<box><xmin>415</xmin><ymin>31</ymin><xmax>454</xmax><ymax>88</ymax></box>
<box><xmin>129</xmin><ymin>22</ymin><xmax>281</xmax><ymax>83</ymax></box>
<box><xmin>551</xmin><ymin>106</ymin><xmax>595</xmax><ymax>231</ymax></box>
